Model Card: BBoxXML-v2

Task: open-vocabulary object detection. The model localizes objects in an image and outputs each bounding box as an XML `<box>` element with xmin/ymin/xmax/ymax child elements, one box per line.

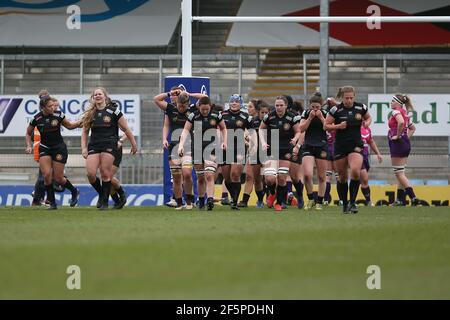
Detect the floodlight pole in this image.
<box><xmin>181</xmin><ymin>0</ymin><xmax>192</xmax><ymax>77</ymax></box>
<box><xmin>320</xmin><ymin>0</ymin><xmax>329</xmax><ymax>98</ymax></box>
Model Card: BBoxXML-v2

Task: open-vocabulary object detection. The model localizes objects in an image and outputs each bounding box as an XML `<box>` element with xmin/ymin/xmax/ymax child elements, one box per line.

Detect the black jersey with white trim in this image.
<box><xmin>89</xmin><ymin>103</ymin><xmax>123</xmax><ymax>145</ymax></box>
<box><xmin>165</xmin><ymin>103</ymin><xmax>197</xmax><ymax>133</ymax></box>
<box><xmin>328</xmin><ymin>102</ymin><xmax>368</xmax><ymax>143</ymax></box>
<box><xmin>262</xmin><ymin>110</ymin><xmax>300</xmax><ymax>149</ymax></box>
<box><xmin>29</xmin><ymin>110</ymin><xmax>65</xmax><ymax>147</ymax></box>
<box><xmin>221</xmin><ymin>109</ymin><xmax>252</xmax><ymax>130</ymax></box>
<box><xmin>301</xmin><ymin>109</ymin><xmax>328</xmax><ymax>146</ymax></box>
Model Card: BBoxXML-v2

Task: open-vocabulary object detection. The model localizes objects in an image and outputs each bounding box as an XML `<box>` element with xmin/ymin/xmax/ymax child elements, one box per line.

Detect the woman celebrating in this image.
<box><xmin>81</xmin><ymin>87</ymin><xmax>137</xmax><ymax>210</ymax></box>
<box><xmin>388</xmin><ymin>94</ymin><xmax>419</xmax><ymax>206</ymax></box>
<box><xmin>324</xmin><ymin>86</ymin><xmax>371</xmax><ymax>214</ymax></box>
<box><xmin>259</xmin><ymin>96</ymin><xmax>301</xmax><ymax>212</ymax></box>
<box><xmin>25</xmin><ymin>90</ymin><xmax>81</xmax><ymax>210</ymax></box>
<box><xmin>178</xmin><ymin>96</ymin><xmax>227</xmax><ymax>211</ymax></box>
<box><xmin>298</xmin><ymin>93</ymin><xmax>328</xmax><ymax>211</ymax></box>
<box><xmin>220</xmin><ymin>94</ymin><xmax>252</xmax><ymax>210</ymax></box>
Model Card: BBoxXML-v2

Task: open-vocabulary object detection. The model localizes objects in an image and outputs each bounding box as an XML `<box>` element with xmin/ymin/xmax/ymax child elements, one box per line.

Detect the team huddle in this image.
<box><xmin>25</xmin><ymin>85</ymin><xmax>420</xmax><ymax>212</ymax></box>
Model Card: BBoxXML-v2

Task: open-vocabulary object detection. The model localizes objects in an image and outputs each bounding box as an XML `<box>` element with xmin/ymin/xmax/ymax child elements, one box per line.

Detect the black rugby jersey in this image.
<box><xmin>328</xmin><ymin>102</ymin><xmax>368</xmax><ymax>143</ymax></box>
<box><xmin>301</xmin><ymin>109</ymin><xmax>328</xmax><ymax>147</ymax></box>
<box><xmin>30</xmin><ymin>110</ymin><xmax>65</xmax><ymax>147</ymax></box>
<box><xmin>165</xmin><ymin>103</ymin><xmax>197</xmax><ymax>133</ymax></box>
<box><xmin>221</xmin><ymin>109</ymin><xmax>252</xmax><ymax>130</ymax></box>
<box><xmin>249</xmin><ymin>116</ymin><xmax>262</xmax><ymax>130</ymax></box>
<box><xmin>89</xmin><ymin>103</ymin><xmax>123</xmax><ymax>145</ymax></box>
<box><xmin>262</xmin><ymin>110</ymin><xmax>300</xmax><ymax>149</ymax></box>
<box><xmin>187</xmin><ymin>110</ymin><xmax>223</xmax><ymax>145</ymax></box>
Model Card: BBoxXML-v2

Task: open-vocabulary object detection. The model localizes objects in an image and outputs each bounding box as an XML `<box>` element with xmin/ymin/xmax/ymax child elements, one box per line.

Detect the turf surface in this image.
<box><xmin>1</xmin><ymin>205</ymin><xmax>449</xmax><ymax>299</ymax></box>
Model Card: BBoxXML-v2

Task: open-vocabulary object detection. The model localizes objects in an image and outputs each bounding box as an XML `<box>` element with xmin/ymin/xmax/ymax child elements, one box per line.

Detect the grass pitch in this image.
<box><xmin>0</xmin><ymin>205</ymin><xmax>449</xmax><ymax>299</ymax></box>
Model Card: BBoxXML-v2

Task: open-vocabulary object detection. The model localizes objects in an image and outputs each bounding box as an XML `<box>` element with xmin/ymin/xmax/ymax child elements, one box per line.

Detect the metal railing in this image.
<box><xmin>0</xmin><ymin>53</ymin><xmax>260</xmax><ymax>96</ymax></box>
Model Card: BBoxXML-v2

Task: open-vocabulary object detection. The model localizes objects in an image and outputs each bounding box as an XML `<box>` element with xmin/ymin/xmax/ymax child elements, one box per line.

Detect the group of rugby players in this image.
<box><xmin>160</xmin><ymin>85</ymin><xmax>420</xmax><ymax>213</ymax></box>
<box><xmin>26</xmin><ymin>85</ymin><xmax>420</xmax><ymax>212</ymax></box>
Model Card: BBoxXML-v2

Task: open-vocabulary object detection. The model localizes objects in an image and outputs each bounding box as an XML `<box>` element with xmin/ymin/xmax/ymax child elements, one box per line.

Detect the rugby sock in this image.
<box><xmin>199</xmin><ymin>196</ymin><xmax>205</xmax><ymax>207</ymax></box>
<box><xmin>280</xmin><ymin>185</ymin><xmax>288</xmax><ymax>204</ymax></box>
<box><xmin>45</xmin><ymin>184</ymin><xmax>56</xmax><ymax>204</ymax></box>
<box><xmin>117</xmin><ymin>186</ymin><xmax>125</xmax><ymax>197</ymax></box>
<box><xmin>307</xmin><ymin>193</ymin><xmax>314</xmax><ymax>201</ymax></box>
<box><xmin>90</xmin><ymin>177</ymin><xmax>102</xmax><ymax>195</ymax></box>
<box><xmin>242</xmin><ymin>193</ymin><xmax>250</xmax><ymax>204</ymax></box>
<box><xmin>225</xmin><ymin>181</ymin><xmax>233</xmax><ymax>197</ymax></box>
<box><xmin>268</xmin><ymin>183</ymin><xmax>276</xmax><ymax>195</ymax></box>
<box><xmin>293</xmin><ymin>181</ymin><xmax>304</xmax><ymax>200</ymax></box>
<box><xmin>111</xmin><ymin>193</ymin><xmax>120</xmax><ymax>203</ymax></box>
<box><xmin>286</xmin><ymin>181</ymin><xmax>292</xmax><ymax>193</ymax></box>
<box><xmin>63</xmin><ymin>178</ymin><xmax>77</xmax><ymax>194</ymax></box>
<box><xmin>361</xmin><ymin>186</ymin><xmax>371</xmax><ymax>202</ymax></box>
<box><xmin>337</xmin><ymin>181</ymin><xmax>348</xmax><ymax>206</ymax></box>
<box><xmin>221</xmin><ymin>192</ymin><xmax>228</xmax><ymax>199</ymax></box>
<box><xmin>317</xmin><ymin>196</ymin><xmax>324</xmax><ymax>204</ymax></box>
<box><xmin>186</xmin><ymin>194</ymin><xmax>193</xmax><ymax>205</ymax></box>
<box><xmin>256</xmin><ymin>190</ymin><xmax>265</xmax><ymax>202</ymax></box>
<box><xmin>405</xmin><ymin>187</ymin><xmax>416</xmax><ymax>200</ymax></box>
<box><xmin>396</xmin><ymin>188</ymin><xmax>406</xmax><ymax>203</ymax></box>
<box><xmin>101</xmin><ymin>180</ymin><xmax>112</xmax><ymax>205</ymax></box>
<box><xmin>349</xmin><ymin>179</ymin><xmax>360</xmax><ymax>204</ymax></box>
<box><xmin>324</xmin><ymin>182</ymin><xmax>331</xmax><ymax>201</ymax></box>
<box><xmin>231</xmin><ymin>182</ymin><xmax>241</xmax><ymax>205</ymax></box>
<box><xmin>176</xmin><ymin>197</ymin><xmax>183</xmax><ymax>207</ymax></box>
<box><xmin>276</xmin><ymin>185</ymin><xmax>284</xmax><ymax>204</ymax></box>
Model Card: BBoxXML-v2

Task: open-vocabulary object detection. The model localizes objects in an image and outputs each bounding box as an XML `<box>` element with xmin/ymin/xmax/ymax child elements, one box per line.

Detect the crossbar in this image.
<box><xmin>192</xmin><ymin>16</ymin><xmax>450</xmax><ymax>23</ymax></box>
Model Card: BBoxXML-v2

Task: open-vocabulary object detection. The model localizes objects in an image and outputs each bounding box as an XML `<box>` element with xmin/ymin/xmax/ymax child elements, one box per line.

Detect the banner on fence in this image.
<box><xmin>368</xmin><ymin>94</ymin><xmax>450</xmax><ymax>136</ymax></box>
<box><xmin>0</xmin><ymin>95</ymin><xmax>140</xmax><ymax>136</ymax></box>
<box><xmin>0</xmin><ymin>184</ymin><xmax>163</xmax><ymax>207</ymax></box>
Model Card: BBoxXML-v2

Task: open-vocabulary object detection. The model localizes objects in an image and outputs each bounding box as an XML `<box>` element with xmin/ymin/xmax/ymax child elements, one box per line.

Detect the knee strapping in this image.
<box><xmin>182</xmin><ymin>160</ymin><xmax>193</xmax><ymax>169</ymax></box>
<box><xmin>264</xmin><ymin>168</ymin><xmax>277</xmax><ymax>177</ymax></box>
<box><xmin>204</xmin><ymin>166</ymin><xmax>216</xmax><ymax>174</ymax></box>
<box><xmin>393</xmin><ymin>165</ymin><xmax>405</xmax><ymax>173</ymax></box>
<box><xmin>277</xmin><ymin>167</ymin><xmax>289</xmax><ymax>175</ymax></box>
<box><xmin>170</xmin><ymin>165</ymin><xmax>182</xmax><ymax>175</ymax></box>
<box><xmin>326</xmin><ymin>170</ymin><xmax>333</xmax><ymax>177</ymax></box>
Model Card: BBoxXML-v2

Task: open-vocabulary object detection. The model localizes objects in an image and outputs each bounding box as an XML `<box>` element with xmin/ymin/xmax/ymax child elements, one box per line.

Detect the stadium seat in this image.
<box><xmin>426</xmin><ymin>180</ymin><xmax>449</xmax><ymax>186</ymax></box>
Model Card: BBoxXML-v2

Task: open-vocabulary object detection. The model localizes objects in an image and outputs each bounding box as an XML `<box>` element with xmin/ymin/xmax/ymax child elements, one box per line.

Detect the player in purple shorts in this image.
<box><xmin>360</xmin><ymin>126</ymin><xmax>382</xmax><ymax>206</ymax></box>
<box><xmin>388</xmin><ymin>94</ymin><xmax>420</xmax><ymax>206</ymax></box>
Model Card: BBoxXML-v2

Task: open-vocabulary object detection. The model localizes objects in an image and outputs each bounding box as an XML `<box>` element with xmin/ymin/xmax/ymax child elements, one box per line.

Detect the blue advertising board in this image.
<box><xmin>0</xmin><ymin>185</ymin><xmax>163</xmax><ymax>207</ymax></box>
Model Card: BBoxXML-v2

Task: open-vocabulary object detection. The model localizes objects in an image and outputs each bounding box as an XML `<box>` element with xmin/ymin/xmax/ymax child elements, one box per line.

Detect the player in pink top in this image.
<box><xmin>388</xmin><ymin>94</ymin><xmax>419</xmax><ymax>206</ymax></box>
<box><xmin>360</xmin><ymin>126</ymin><xmax>382</xmax><ymax>206</ymax></box>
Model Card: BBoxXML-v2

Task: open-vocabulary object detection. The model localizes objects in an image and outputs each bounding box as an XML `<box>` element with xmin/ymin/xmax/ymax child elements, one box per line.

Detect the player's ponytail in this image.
<box><xmin>38</xmin><ymin>89</ymin><xmax>51</xmax><ymax>109</ymax></box>
<box><xmin>393</xmin><ymin>93</ymin><xmax>414</xmax><ymax>111</ymax></box>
